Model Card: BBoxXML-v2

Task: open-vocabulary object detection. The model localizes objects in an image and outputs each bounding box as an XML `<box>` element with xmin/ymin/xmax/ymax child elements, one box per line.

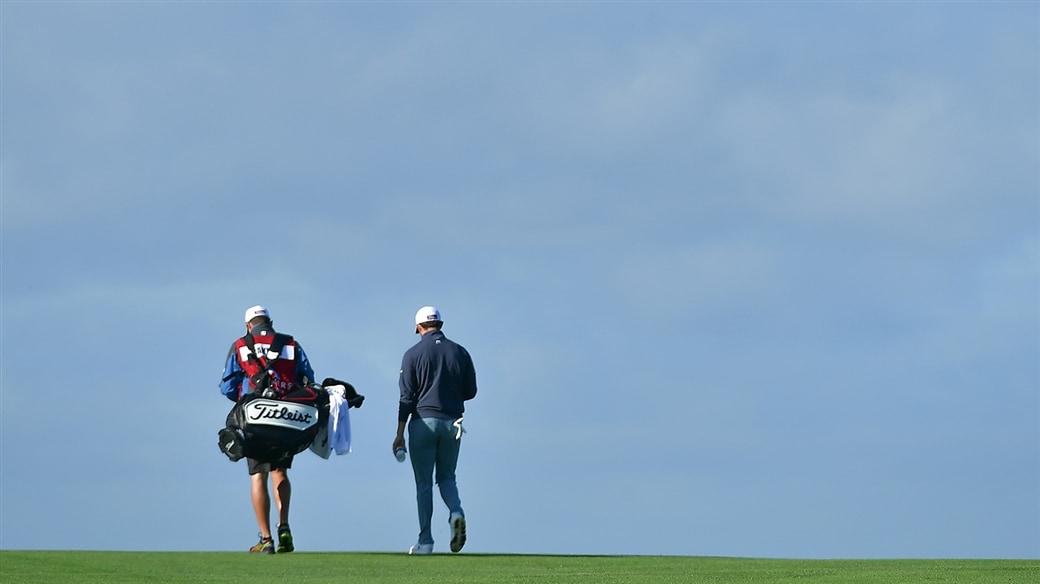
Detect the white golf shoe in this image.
<box><xmin>449</xmin><ymin>512</ymin><xmax>467</xmax><ymax>553</ymax></box>
<box><xmin>408</xmin><ymin>543</ymin><xmax>433</xmax><ymax>555</ymax></box>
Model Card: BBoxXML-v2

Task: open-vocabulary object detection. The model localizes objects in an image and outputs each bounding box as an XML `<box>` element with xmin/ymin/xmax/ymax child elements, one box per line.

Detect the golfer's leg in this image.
<box><xmin>434</xmin><ymin>419</ymin><xmax>463</xmax><ymax>515</ymax></box>
<box><xmin>408</xmin><ymin>417</ymin><xmax>436</xmax><ymax>545</ymax></box>
<box><xmin>250</xmin><ymin>471</ymin><xmax>272</xmax><ymax>539</ymax></box>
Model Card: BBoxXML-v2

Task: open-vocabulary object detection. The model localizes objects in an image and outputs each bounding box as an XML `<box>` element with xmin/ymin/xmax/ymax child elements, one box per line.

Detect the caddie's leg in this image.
<box><xmin>251</xmin><ymin>471</ymin><xmax>272</xmax><ymax>539</ymax></box>
<box><xmin>271</xmin><ymin>469</ymin><xmax>291</xmax><ymax>527</ymax></box>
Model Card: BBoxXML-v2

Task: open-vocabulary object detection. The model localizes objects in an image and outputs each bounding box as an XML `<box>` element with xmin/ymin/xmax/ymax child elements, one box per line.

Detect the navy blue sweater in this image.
<box><xmin>398</xmin><ymin>329</ymin><xmax>477</xmax><ymax>422</ymax></box>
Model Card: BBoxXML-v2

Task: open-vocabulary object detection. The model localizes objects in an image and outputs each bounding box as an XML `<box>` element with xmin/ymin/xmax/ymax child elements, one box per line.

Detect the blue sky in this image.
<box><xmin>1</xmin><ymin>1</ymin><xmax>1037</xmax><ymax>559</ymax></box>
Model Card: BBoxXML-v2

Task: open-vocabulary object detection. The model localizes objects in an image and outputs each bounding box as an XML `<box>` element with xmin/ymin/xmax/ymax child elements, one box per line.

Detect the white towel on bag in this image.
<box><xmin>327</xmin><ymin>388</ymin><xmax>352</xmax><ymax>455</ymax></box>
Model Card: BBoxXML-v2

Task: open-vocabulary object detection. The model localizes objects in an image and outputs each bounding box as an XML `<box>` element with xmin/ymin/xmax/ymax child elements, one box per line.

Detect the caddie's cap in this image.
<box><xmin>414</xmin><ymin>306</ymin><xmax>442</xmax><ymax>326</ymax></box>
<box><xmin>244</xmin><ymin>305</ymin><xmax>270</xmax><ymax>323</ymax></box>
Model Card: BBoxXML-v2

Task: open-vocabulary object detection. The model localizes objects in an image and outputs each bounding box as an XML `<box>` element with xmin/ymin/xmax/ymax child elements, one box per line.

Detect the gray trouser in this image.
<box><xmin>408</xmin><ymin>416</ymin><xmax>464</xmax><ymax>545</ymax></box>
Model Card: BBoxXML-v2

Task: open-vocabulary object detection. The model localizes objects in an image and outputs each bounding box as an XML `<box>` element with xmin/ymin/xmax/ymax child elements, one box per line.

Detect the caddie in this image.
<box><xmin>219</xmin><ymin>305</ymin><xmax>315</xmax><ymax>554</ymax></box>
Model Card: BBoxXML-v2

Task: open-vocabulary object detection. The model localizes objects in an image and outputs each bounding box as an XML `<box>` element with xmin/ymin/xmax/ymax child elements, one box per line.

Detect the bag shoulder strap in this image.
<box><xmin>241</xmin><ymin>332</ymin><xmax>291</xmax><ymax>369</ymax></box>
<box><xmin>239</xmin><ymin>332</ymin><xmax>295</xmax><ymax>398</ymax></box>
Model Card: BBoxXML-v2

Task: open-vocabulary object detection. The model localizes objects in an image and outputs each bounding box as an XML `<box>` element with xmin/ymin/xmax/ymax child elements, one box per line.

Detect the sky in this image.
<box><xmin>1</xmin><ymin>1</ymin><xmax>1037</xmax><ymax>560</ymax></box>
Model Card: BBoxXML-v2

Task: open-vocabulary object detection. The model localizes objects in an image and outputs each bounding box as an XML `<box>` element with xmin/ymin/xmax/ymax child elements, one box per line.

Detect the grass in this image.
<box><xmin>0</xmin><ymin>551</ymin><xmax>1036</xmax><ymax>583</ymax></box>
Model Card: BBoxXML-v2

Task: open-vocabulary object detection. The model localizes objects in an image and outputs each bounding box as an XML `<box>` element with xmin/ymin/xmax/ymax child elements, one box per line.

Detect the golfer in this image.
<box><xmin>393</xmin><ymin>306</ymin><xmax>478</xmax><ymax>554</ymax></box>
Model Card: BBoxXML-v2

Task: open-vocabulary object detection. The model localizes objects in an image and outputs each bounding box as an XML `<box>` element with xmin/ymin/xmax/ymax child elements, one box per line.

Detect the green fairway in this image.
<box><xmin>0</xmin><ymin>551</ymin><xmax>1036</xmax><ymax>584</ymax></box>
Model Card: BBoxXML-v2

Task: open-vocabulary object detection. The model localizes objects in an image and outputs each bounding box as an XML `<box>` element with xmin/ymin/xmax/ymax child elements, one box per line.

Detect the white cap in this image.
<box><xmin>244</xmin><ymin>305</ymin><xmax>270</xmax><ymax>323</ymax></box>
<box><xmin>414</xmin><ymin>306</ymin><xmax>442</xmax><ymax>326</ymax></box>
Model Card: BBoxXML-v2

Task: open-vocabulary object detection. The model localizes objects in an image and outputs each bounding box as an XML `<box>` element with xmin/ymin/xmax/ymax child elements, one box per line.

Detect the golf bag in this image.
<box><xmin>218</xmin><ymin>378</ymin><xmax>364</xmax><ymax>463</ymax></box>
<box><xmin>218</xmin><ymin>383</ymin><xmax>329</xmax><ymax>463</ymax></box>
